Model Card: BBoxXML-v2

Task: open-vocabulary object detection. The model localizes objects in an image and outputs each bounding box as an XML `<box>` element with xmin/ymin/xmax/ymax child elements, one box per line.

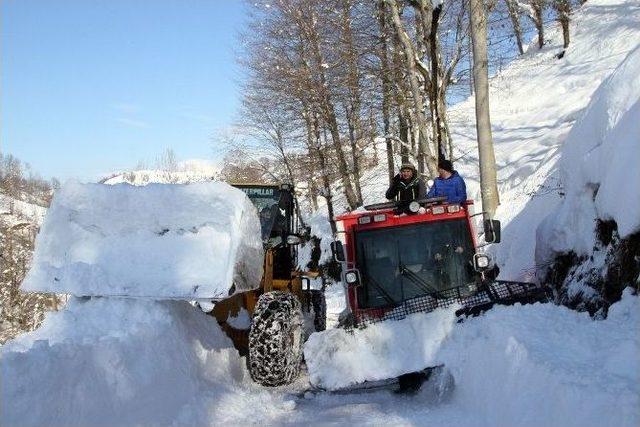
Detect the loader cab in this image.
<box><xmin>232</xmin><ymin>183</ymin><xmax>298</xmax><ymax>280</ymax></box>
<box><xmin>232</xmin><ymin>184</ymin><xmax>295</xmax><ymax>244</ymax></box>
<box><xmin>335</xmin><ymin>200</ymin><xmax>484</xmax><ymax>323</ymax></box>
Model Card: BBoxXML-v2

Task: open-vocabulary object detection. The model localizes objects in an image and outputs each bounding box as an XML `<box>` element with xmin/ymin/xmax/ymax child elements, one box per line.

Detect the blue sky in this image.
<box><xmin>1</xmin><ymin>0</ymin><xmax>247</xmax><ymax>180</ymax></box>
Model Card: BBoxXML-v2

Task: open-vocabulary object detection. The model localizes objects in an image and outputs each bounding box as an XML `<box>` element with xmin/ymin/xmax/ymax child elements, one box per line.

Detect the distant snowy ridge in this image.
<box><xmin>101</xmin><ymin>158</ymin><xmax>221</xmax><ymax>186</ymax></box>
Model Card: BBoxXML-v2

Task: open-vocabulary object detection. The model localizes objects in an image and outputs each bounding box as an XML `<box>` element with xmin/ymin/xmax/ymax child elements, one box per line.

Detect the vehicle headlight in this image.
<box><xmin>345</xmin><ymin>271</ymin><xmax>358</xmax><ymax>284</ymax></box>
<box><xmin>474</xmin><ymin>254</ymin><xmax>490</xmax><ymax>270</ymax></box>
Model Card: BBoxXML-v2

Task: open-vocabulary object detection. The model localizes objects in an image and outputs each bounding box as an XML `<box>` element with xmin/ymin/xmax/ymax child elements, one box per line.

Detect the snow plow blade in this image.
<box><xmin>306</xmin><ymin>365</ymin><xmax>454</xmax><ymax>398</ymax></box>
<box><xmin>352</xmin><ymin>280</ymin><xmax>551</xmax><ymax>326</ymax></box>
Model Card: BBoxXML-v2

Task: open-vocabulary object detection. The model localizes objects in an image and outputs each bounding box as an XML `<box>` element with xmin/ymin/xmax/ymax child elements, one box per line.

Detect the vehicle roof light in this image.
<box><xmin>373</xmin><ymin>213</ymin><xmax>386</xmax><ymax>222</ymax></box>
<box><xmin>358</xmin><ymin>216</ymin><xmax>372</xmax><ymax>225</ymax></box>
<box><xmin>447</xmin><ymin>205</ymin><xmax>461</xmax><ymax>213</ymax></box>
<box><xmin>432</xmin><ymin>206</ymin><xmax>445</xmax><ymax>215</ymax></box>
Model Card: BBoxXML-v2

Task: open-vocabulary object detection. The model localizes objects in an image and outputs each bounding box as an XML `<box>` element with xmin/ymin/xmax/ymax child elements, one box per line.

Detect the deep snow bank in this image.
<box><xmin>537</xmin><ymin>45</ymin><xmax>640</xmax><ymax>259</ymax></box>
<box><xmin>22</xmin><ymin>181</ymin><xmax>263</xmax><ymax>299</ymax></box>
<box><xmin>304</xmin><ymin>305</ymin><xmax>459</xmax><ymax>390</ymax></box>
<box><xmin>0</xmin><ymin>297</ymin><xmax>246</xmax><ymax>427</ymax></box>
<box><xmin>438</xmin><ymin>290</ymin><xmax>639</xmax><ymax>427</ymax></box>
<box><xmin>535</xmin><ymin>46</ymin><xmax>640</xmax><ymax>309</ymax></box>
<box><xmin>304</xmin><ymin>292</ymin><xmax>639</xmax><ymax>426</ymax></box>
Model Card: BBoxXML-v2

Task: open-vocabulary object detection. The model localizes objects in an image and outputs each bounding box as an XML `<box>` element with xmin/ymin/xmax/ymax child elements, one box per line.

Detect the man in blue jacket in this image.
<box><xmin>426</xmin><ymin>159</ymin><xmax>467</xmax><ymax>204</ymax></box>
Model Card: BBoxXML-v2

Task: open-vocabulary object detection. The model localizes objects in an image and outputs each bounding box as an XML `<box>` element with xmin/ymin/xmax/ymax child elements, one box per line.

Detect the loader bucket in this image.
<box><xmin>21</xmin><ymin>181</ymin><xmax>265</xmax><ymax>300</ymax></box>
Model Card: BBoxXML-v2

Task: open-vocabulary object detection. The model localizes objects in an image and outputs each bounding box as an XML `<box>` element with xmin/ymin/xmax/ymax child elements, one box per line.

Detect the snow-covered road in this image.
<box><xmin>2</xmin><ymin>286</ymin><xmax>638</xmax><ymax>426</ymax></box>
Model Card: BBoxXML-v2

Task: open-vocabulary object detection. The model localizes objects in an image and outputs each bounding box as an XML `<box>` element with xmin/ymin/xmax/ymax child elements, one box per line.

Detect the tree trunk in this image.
<box><xmin>429</xmin><ymin>4</ymin><xmax>446</xmax><ymax>161</ymax></box>
<box><xmin>346</xmin><ymin>107</ymin><xmax>364</xmax><ymax>205</ymax></box>
<box><xmin>469</xmin><ymin>0</ymin><xmax>500</xmax><ymax>220</ymax></box>
<box><xmin>304</xmin><ymin>107</ymin><xmax>337</xmax><ymax>234</ymax></box>
<box><xmin>386</xmin><ymin>0</ymin><xmax>437</xmax><ymax>175</ymax></box>
<box><xmin>533</xmin><ymin>0</ymin><xmax>545</xmax><ymax>49</ymax></box>
<box><xmin>304</xmin><ymin>15</ymin><xmax>360</xmax><ymax>210</ymax></box>
<box><xmin>505</xmin><ymin>0</ymin><xmax>525</xmax><ymax>54</ymax></box>
<box><xmin>399</xmin><ymin>112</ymin><xmax>410</xmax><ymax>164</ymax></box>
<box><xmin>309</xmin><ymin>177</ymin><xmax>319</xmax><ymax>211</ymax></box>
<box><xmin>340</xmin><ymin>0</ymin><xmax>364</xmax><ymax>205</ymax></box>
<box><xmin>554</xmin><ymin>0</ymin><xmax>572</xmax><ymax>48</ymax></box>
<box><xmin>377</xmin><ymin>0</ymin><xmax>396</xmax><ymax>183</ymax></box>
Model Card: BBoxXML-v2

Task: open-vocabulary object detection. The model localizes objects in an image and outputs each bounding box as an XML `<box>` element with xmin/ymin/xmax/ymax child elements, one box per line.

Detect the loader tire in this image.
<box><xmin>309</xmin><ymin>290</ymin><xmax>326</xmax><ymax>332</ymax></box>
<box><xmin>248</xmin><ymin>291</ymin><xmax>303</xmax><ymax>387</ymax></box>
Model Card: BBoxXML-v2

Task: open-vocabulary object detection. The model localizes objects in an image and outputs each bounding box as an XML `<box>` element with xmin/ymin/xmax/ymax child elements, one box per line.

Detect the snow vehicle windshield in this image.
<box><xmin>354</xmin><ymin>218</ymin><xmax>475</xmax><ymax>309</ymax></box>
<box><xmin>235</xmin><ymin>186</ymin><xmax>286</xmax><ymax>242</ymax></box>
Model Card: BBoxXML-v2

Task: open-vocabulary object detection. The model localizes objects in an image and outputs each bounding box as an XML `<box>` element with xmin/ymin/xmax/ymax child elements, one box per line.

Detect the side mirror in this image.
<box><xmin>331</xmin><ymin>241</ymin><xmax>346</xmax><ymax>262</ymax></box>
<box><xmin>484</xmin><ymin>219</ymin><xmax>501</xmax><ymax>244</ymax></box>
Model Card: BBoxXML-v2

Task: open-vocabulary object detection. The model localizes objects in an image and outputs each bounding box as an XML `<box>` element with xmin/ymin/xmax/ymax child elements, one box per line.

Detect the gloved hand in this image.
<box><xmin>392</xmin><ymin>174</ymin><xmax>401</xmax><ymax>184</ymax></box>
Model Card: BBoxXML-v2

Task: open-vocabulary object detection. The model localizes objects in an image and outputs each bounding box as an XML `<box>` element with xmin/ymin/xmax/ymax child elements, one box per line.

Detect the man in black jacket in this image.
<box><xmin>385</xmin><ymin>163</ymin><xmax>426</xmax><ymax>202</ymax></box>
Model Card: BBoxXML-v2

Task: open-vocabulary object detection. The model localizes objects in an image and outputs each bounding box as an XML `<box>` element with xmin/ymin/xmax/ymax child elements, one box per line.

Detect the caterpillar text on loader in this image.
<box><xmin>327</xmin><ymin>196</ymin><xmax>550</xmax><ymax>393</ymax></box>
<box><xmin>211</xmin><ymin>183</ymin><xmax>326</xmax><ymax>387</ymax></box>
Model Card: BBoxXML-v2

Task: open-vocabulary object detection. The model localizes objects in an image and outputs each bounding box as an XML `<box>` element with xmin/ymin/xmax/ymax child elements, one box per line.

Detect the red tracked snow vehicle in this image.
<box><xmin>332</xmin><ymin>197</ymin><xmax>549</xmax><ymax>327</ymax></box>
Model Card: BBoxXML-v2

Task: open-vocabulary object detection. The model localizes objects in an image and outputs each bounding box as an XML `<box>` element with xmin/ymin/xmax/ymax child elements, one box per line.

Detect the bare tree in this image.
<box><xmin>0</xmin><ymin>155</ymin><xmax>64</xmax><ymax>343</ymax></box>
<box><xmin>235</xmin><ymin>0</ymin><xmax>537</xmax><ymax>215</ymax></box>
<box><xmin>505</xmin><ymin>0</ymin><xmax>525</xmax><ymax>54</ymax></box>
<box><xmin>520</xmin><ymin>0</ymin><xmax>546</xmax><ymax>48</ymax></box>
<box><xmin>375</xmin><ymin>0</ymin><xmax>397</xmax><ymax>183</ymax></box>
<box><xmin>553</xmin><ymin>0</ymin><xmax>572</xmax><ymax>49</ymax></box>
<box><xmin>386</xmin><ymin>0</ymin><xmax>437</xmax><ymax>175</ymax></box>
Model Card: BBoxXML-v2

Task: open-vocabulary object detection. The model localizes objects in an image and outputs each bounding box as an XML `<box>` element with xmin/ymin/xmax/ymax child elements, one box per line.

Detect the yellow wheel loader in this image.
<box><xmin>210</xmin><ymin>183</ymin><xmax>325</xmax><ymax>387</ymax></box>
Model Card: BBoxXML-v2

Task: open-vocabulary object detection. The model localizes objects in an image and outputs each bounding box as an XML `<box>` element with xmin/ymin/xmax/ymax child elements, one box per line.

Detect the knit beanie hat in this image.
<box><xmin>400</xmin><ymin>162</ymin><xmax>416</xmax><ymax>172</ymax></box>
<box><xmin>438</xmin><ymin>159</ymin><xmax>454</xmax><ymax>173</ymax></box>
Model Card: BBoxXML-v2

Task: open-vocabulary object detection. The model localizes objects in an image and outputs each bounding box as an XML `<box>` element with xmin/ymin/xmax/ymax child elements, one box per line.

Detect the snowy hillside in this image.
<box><xmin>101</xmin><ymin>159</ymin><xmax>221</xmax><ymax>185</ymax></box>
<box><xmin>1</xmin><ymin>1</ymin><xmax>639</xmax><ymax>426</ymax></box>
<box><xmin>0</xmin><ymin>193</ymin><xmax>47</xmax><ymax>227</ymax></box>
<box><xmin>448</xmin><ymin>0</ymin><xmax>640</xmax><ymax>281</ymax></box>
<box><xmin>536</xmin><ymin>44</ymin><xmax>640</xmax><ymax>312</ymax></box>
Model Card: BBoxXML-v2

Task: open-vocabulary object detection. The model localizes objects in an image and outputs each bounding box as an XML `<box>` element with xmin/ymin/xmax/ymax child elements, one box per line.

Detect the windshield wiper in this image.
<box><xmin>399</xmin><ymin>264</ymin><xmax>439</xmax><ymax>295</ymax></box>
<box><xmin>361</xmin><ymin>271</ymin><xmax>398</xmax><ymax>306</ymax></box>
<box><xmin>359</xmin><ymin>242</ymin><xmax>398</xmax><ymax>306</ymax></box>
